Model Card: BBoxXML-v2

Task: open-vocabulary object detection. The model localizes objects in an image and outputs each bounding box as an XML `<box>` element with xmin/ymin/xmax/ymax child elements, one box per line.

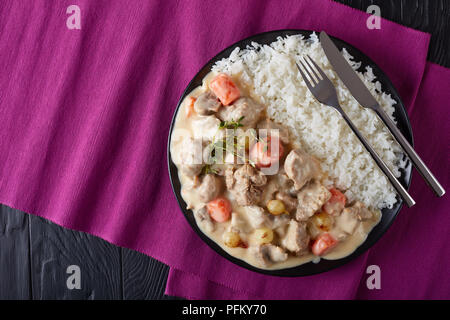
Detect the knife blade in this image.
<box><xmin>319</xmin><ymin>31</ymin><xmax>445</xmax><ymax>197</ymax></box>
<box><xmin>320</xmin><ymin>32</ymin><xmax>379</xmax><ymax>109</ymax></box>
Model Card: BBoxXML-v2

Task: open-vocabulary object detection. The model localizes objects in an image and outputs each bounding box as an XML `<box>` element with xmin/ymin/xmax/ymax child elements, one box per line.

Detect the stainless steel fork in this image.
<box><xmin>297</xmin><ymin>55</ymin><xmax>415</xmax><ymax>207</ymax></box>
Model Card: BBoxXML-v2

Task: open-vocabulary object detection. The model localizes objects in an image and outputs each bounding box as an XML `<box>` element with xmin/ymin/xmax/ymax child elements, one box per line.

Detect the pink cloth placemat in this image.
<box><xmin>0</xmin><ymin>0</ymin><xmax>448</xmax><ymax>299</ymax></box>
<box><xmin>165</xmin><ymin>62</ymin><xmax>450</xmax><ymax>299</ymax></box>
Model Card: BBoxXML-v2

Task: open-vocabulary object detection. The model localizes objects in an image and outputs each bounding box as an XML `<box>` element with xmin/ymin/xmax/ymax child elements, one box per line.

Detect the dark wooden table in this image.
<box><xmin>1</xmin><ymin>0</ymin><xmax>448</xmax><ymax>300</ymax></box>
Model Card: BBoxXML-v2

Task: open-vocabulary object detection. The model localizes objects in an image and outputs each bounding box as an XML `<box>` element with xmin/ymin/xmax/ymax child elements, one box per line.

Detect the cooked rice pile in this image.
<box><xmin>212</xmin><ymin>33</ymin><xmax>406</xmax><ymax>209</ymax></box>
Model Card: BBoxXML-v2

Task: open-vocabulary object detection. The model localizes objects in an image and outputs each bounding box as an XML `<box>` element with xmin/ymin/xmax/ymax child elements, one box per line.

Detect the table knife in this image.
<box><xmin>320</xmin><ymin>31</ymin><xmax>445</xmax><ymax>197</ymax></box>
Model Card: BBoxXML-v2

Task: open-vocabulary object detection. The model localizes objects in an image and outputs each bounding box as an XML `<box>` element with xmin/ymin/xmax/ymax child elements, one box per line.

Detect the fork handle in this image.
<box><xmin>374</xmin><ymin>106</ymin><xmax>445</xmax><ymax>197</ymax></box>
<box><xmin>338</xmin><ymin>108</ymin><xmax>416</xmax><ymax>207</ymax></box>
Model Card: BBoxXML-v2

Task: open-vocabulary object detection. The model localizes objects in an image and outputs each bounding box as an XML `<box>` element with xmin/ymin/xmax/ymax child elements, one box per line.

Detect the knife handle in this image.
<box><xmin>337</xmin><ymin>108</ymin><xmax>416</xmax><ymax>207</ymax></box>
<box><xmin>375</xmin><ymin>106</ymin><xmax>445</xmax><ymax>197</ymax></box>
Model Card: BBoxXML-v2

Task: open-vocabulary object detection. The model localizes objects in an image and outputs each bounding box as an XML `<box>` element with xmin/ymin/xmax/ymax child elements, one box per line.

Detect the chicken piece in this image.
<box><xmin>192</xmin><ymin>115</ymin><xmax>223</xmax><ymax>141</ymax></box>
<box><xmin>197</xmin><ymin>174</ymin><xmax>222</xmax><ymax>203</ymax></box>
<box><xmin>244</xmin><ymin>206</ymin><xmax>268</xmax><ymax>229</ymax></box>
<box><xmin>284</xmin><ymin>149</ymin><xmax>321</xmax><ymax>191</ymax></box>
<box><xmin>194</xmin><ymin>91</ymin><xmax>221</xmax><ymax>115</ymax></box>
<box><xmin>296</xmin><ymin>182</ymin><xmax>331</xmax><ymax>221</ymax></box>
<box><xmin>323</xmin><ymin>199</ymin><xmax>345</xmax><ymax>216</ymax></box>
<box><xmin>281</xmin><ymin>220</ymin><xmax>310</xmax><ymax>255</ymax></box>
<box><xmin>334</xmin><ymin>208</ymin><xmax>359</xmax><ymax>238</ymax></box>
<box><xmin>179</xmin><ymin>137</ymin><xmax>204</xmax><ymax>178</ymax></box>
<box><xmin>244</xmin><ymin>205</ymin><xmax>289</xmax><ymax>230</ymax></box>
<box><xmin>306</xmin><ymin>220</ymin><xmax>321</xmax><ymax>240</ymax></box>
<box><xmin>218</xmin><ymin>97</ymin><xmax>264</xmax><ymax>128</ymax></box>
<box><xmin>229</xmin><ymin>212</ymin><xmax>250</xmax><ymax>234</ymax></box>
<box><xmin>343</xmin><ymin>201</ymin><xmax>373</xmax><ymax>221</ymax></box>
<box><xmin>193</xmin><ymin>206</ymin><xmax>214</xmax><ymax>233</ymax></box>
<box><xmin>225</xmin><ymin>164</ymin><xmax>267</xmax><ymax>206</ymax></box>
<box><xmin>260</xmin><ymin>179</ymin><xmax>279</xmax><ymax>206</ymax></box>
<box><xmin>257</xmin><ymin>118</ymin><xmax>290</xmax><ymax>144</ymax></box>
<box><xmin>251</xmin><ymin>244</ymin><xmax>288</xmax><ymax>267</ymax></box>
<box><xmin>275</xmin><ymin>170</ymin><xmax>297</xmax><ymax>194</ymax></box>
<box><xmin>276</xmin><ymin>192</ymin><xmax>298</xmax><ymax>213</ymax></box>
<box><xmin>181</xmin><ymin>179</ymin><xmax>202</xmax><ymax>206</ymax></box>
<box><xmin>261</xmin><ymin>170</ymin><xmax>296</xmax><ymax>207</ymax></box>
<box><xmin>264</xmin><ymin>244</ymin><xmax>288</xmax><ymax>262</ymax></box>
<box><xmin>267</xmin><ymin>213</ymin><xmax>290</xmax><ymax>229</ymax></box>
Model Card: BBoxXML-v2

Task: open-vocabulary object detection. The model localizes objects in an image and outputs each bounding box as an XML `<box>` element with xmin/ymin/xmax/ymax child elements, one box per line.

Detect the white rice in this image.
<box><xmin>212</xmin><ymin>33</ymin><xmax>405</xmax><ymax>209</ymax></box>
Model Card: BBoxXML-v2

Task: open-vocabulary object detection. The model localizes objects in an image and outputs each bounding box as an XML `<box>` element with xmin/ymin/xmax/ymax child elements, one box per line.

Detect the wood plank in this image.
<box><xmin>29</xmin><ymin>215</ymin><xmax>122</xmax><ymax>299</ymax></box>
<box><xmin>122</xmin><ymin>248</ymin><xmax>180</xmax><ymax>300</ymax></box>
<box><xmin>0</xmin><ymin>205</ymin><xmax>31</xmax><ymax>299</ymax></box>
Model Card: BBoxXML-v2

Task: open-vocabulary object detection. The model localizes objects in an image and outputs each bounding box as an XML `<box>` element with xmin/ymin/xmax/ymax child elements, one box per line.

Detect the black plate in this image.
<box><xmin>167</xmin><ymin>29</ymin><xmax>413</xmax><ymax>276</ymax></box>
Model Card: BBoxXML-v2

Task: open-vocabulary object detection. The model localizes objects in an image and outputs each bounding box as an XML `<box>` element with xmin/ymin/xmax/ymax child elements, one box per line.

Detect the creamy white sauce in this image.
<box><xmin>170</xmin><ymin>72</ymin><xmax>381</xmax><ymax>270</ymax></box>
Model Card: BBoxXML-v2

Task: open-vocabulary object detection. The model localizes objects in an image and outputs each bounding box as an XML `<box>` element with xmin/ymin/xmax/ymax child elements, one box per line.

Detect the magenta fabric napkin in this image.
<box><xmin>0</xmin><ymin>0</ymin><xmax>447</xmax><ymax>299</ymax></box>
<box><xmin>165</xmin><ymin>62</ymin><xmax>450</xmax><ymax>299</ymax></box>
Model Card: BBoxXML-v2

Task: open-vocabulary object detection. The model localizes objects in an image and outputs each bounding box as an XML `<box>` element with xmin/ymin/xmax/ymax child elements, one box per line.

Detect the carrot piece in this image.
<box><xmin>249</xmin><ymin>136</ymin><xmax>284</xmax><ymax>168</ymax></box>
<box><xmin>311</xmin><ymin>233</ymin><xmax>338</xmax><ymax>256</ymax></box>
<box><xmin>207</xmin><ymin>197</ymin><xmax>232</xmax><ymax>222</ymax></box>
<box><xmin>329</xmin><ymin>188</ymin><xmax>346</xmax><ymax>204</ymax></box>
<box><xmin>185</xmin><ymin>97</ymin><xmax>196</xmax><ymax>117</ymax></box>
<box><xmin>323</xmin><ymin>187</ymin><xmax>346</xmax><ymax>215</ymax></box>
<box><xmin>209</xmin><ymin>73</ymin><xmax>240</xmax><ymax>105</ymax></box>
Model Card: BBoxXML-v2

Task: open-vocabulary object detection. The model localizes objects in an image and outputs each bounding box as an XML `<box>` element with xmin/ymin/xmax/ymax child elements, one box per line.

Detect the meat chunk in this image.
<box><xmin>323</xmin><ymin>199</ymin><xmax>344</xmax><ymax>216</ymax></box>
<box><xmin>192</xmin><ymin>115</ymin><xmax>223</xmax><ymax>141</ymax></box>
<box><xmin>264</xmin><ymin>245</ymin><xmax>288</xmax><ymax>262</ymax></box>
<box><xmin>281</xmin><ymin>220</ymin><xmax>310</xmax><ymax>255</ymax></box>
<box><xmin>251</xmin><ymin>244</ymin><xmax>288</xmax><ymax>267</ymax></box>
<box><xmin>343</xmin><ymin>201</ymin><xmax>373</xmax><ymax>221</ymax></box>
<box><xmin>229</xmin><ymin>212</ymin><xmax>250</xmax><ymax>234</ymax></box>
<box><xmin>244</xmin><ymin>205</ymin><xmax>289</xmax><ymax>230</ymax></box>
<box><xmin>296</xmin><ymin>182</ymin><xmax>331</xmax><ymax>221</ymax></box>
<box><xmin>181</xmin><ymin>175</ymin><xmax>201</xmax><ymax>191</ymax></box>
<box><xmin>179</xmin><ymin>137</ymin><xmax>204</xmax><ymax>178</ymax></box>
<box><xmin>333</xmin><ymin>208</ymin><xmax>359</xmax><ymax>238</ymax></box>
<box><xmin>225</xmin><ymin>164</ymin><xmax>267</xmax><ymax>206</ymax></box>
<box><xmin>257</xmin><ymin>118</ymin><xmax>290</xmax><ymax>144</ymax></box>
<box><xmin>218</xmin><ymin>97</ymin><xmax>264</xmax><ymax>128</ymax></box>
<box><xmin>261</xmin><ymin>171</ymin><xmax>296</xmax><ymax>209</ymax></box>
<box><xmin>197</xmin><ymin>174</ymin><xmax>222</xmax><ymax>203</ymax></box>
<box><xmin>194</xmin><ymin>91</ymin><xmax>221</xmax><ymax>115</ymax></box>
<box><xmin>267</xmin><ymin>213</ymin><xmax>290</xmax><ymax>229</ymax></box>
<box><xmin>276</xmin><ymin>192</ymin><xmax>298</xmax><ymax>213</ymax></box>
<box><xmin>244</xmin><ymin>206</ymin><xmax>268</xmax><ymax>229</ymax></box>
<box><xmin>193</xmin><ymin>206</ymin><xmax>214</xmax><ymax>233</ymax></box>
<box><xmin>260</xmin><ymin>179</ymin><xmax>279</xmax><ymax>206</ymax></box>
<box><xmin>275</xmin><ymin>170</ymin><xmax>297</xmax><ymax>195</ymax></box>
<box><xmin>284</xmin><ymin>149</ymin><xmax>321</xmax><ymax>191</ymax></box>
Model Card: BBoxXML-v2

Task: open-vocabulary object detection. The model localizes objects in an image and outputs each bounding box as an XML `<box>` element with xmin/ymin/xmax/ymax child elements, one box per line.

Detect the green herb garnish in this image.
<box><xmin>218</xmin><ymin>116</ymin><xmax>245</xmax><ymax>130</ymax></box>
<box><xmin>202</xmin><ymin>164</ymin><xmax>218</xmax><ymax>175</ymax></box>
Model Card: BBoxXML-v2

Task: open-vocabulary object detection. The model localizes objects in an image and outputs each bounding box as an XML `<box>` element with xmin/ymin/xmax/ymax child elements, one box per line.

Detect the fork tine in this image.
<box><xmin>305</xmin><ymin>54</ymin><xmax>327</xmax><ymax>80</ymax></box>
<box><xmin>298</xmin><ymin>60</ymin><xmax>317</xmax><ymax>86</ymax></box>
<box><xmin>303</xmin><ymin>55</ymin><xmax>322</xmax><ymax>82</ymax></box>
<box><xmin>296</xmin><ymin>63</ymin><xmax>314</xmax><ymax>90</ymax></box>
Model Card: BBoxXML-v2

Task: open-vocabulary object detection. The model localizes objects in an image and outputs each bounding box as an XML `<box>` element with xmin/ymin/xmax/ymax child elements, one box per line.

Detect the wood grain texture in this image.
<box><xmin>29</xmin><ymin>215</ymin><xmax>122</xmax><ymax>299</ymax></box>
<box><xmin>0</xmin><ymin>206</ymin><xmax>31</xmax><ymax>299</ymax></box>
<box><xmin>0</xmin><ymin>0</ymin><xmax>448</xmax><ymax>300</ymax></box>
<box><xmin>122</xmin><ymin>248</ymin><xmax>180</xmax><ymax>300</ymax></box>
